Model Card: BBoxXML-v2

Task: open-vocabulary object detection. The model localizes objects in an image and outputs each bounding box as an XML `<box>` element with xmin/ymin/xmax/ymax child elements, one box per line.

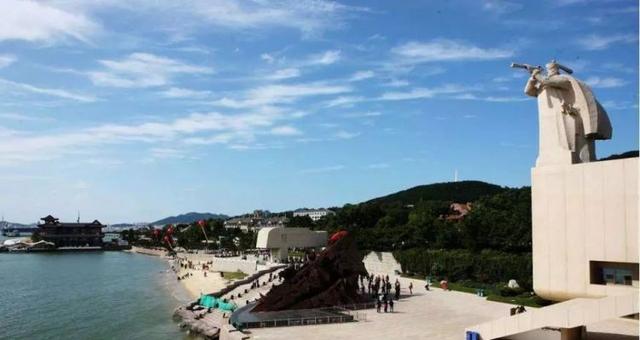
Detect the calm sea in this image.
<box><xmin>0</xmin><ymin>236</ymin><xmax>191</xmax><ymax>340</ymax></box>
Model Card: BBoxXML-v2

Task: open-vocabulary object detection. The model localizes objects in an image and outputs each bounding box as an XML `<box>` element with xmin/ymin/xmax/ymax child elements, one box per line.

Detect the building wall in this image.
<box><xmin>532</xmin><ymin>157</ymin><xmax>638</xmax><ymax>301</ymax></box>
<box><xmin>255</xmin><ymin>227</ymin><xmax>327</xmax><ymax>262</ymax></box>
<box><xmin>255</xmin><ymin>227</ymin><xmax>327</xmax><ymax>249</ymax></box>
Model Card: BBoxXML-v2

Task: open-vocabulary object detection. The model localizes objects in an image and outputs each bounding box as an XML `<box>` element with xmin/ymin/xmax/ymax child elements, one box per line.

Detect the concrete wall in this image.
<box><xmin>532</xmin><ymin>157</ymin><xmax>638</xmax><ymax>301</ymax></box>
<box><xmin>363</xmin><ymin>251</ymin><xmax>402</xmax><ymax>276</ymax></box>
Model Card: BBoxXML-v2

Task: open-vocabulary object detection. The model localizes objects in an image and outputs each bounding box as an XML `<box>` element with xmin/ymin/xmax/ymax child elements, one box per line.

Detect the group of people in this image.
<box><xmin>357</xmin><ymin>274</ymin><xmax>407</xmax><ymax>314</ymax></box>
<box><xmin>360</xmin><ymin>274</ymin><xmax>404</xmax><ymax>300</ymax></box>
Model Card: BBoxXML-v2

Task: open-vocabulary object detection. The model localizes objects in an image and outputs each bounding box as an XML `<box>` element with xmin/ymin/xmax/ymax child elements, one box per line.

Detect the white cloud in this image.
<box><xmin>0</xmin><ymin>78</ymin><xmax>97</xmax><ymax>102</ymax></box>
<box><xmin>452</xmin><ymin>93</ymin><xmax>528</xmax><ymax>102</ymax></box>
<box><xmin>349</xmin><ymin>70</ymin><xmax>375</xmax><ymax>81</ymax></box>
<box><xmin>89</xmin><ymin>53</ymin><xmax>213</xmax><ymax>88</ymax></box>
<box><xmin>182</xmin><ymin>0</ymin><xmax>360</xmax><ymax>37</ymax></box>
<box><xmin>602</xmin><ymin>62</ymin><xmax>635</xmax><ymax>74</ymax></box>
<box><xmin>299</xmin><ymin>165</ymin><xmax>344</xmax><ymax>174</ymax></box>
<box><xmin>600</xmin><ymin>100</ymin><xmax>638</xmax><ymax>110</ymax></box>
<box><xmin>160</xmin><ymin>87</ymin><xmax>212</xmax><ymax>99</ymax></box>
<box><xmin>379</xmin><ymin>84</ymin><xmax>468</xmax><ymax>101</ymax></box>
<box><xmin>0</xmin><ymin>0</ymin><xmax>98</xmax><ymax>43</ymax></box>
<box><xmin>270</xmin><ymin>125</ymin><xmax>302</xmax><ymax>136</ymax></box>
<box><xmin>261</xmin><ymin>53</ymin><xmax>276</xmax><ymax>63</ymax></box>
<box><xmin>334</xmin><ymin>130</ymin><xmax>360</xmax><ymax>139</ymax></box>
<box><xmin>585</xmin><ymin>76</ymin><xmax>626</xmax><ymax>88</ymax></box>
<box><xmin>0</xmin><ymin>108</ymin><xmax>301</xmax><ymax>165</ymax></box>
<box><xmin>482</xmin><ymin>1</ymin><xmax>522</xmax><ymax>15</ymax></box>
<box><xmin>0</xmin><ymin>55</ymin><xmax>16</xmax><ymax>68</ymax></box>
<box><xmin>307</xmin><ymin>50</ymin><xmax>341</xmax><ymax>65</ymax></box>
<box><xmin>325</xmin><ymin>95</ymin><xmax>365</xmax><ymax>108</ymax></box>
<box><xmin>150</xmin><ymin>147</ymin><xmax>186</xmax><ymax>159</ymax></box>
<box><xmin>576</xmin><ymin>34</ymin><xmax>638</xmax><ymax>51</ymax></box>
<box><xmin>212</xmin><ymin>82</ymin><xmax>352</xmax><ymax>109</ymax></box>
<box><xmin>0</xmin><ymin>112</ymin><xmax>53</xmax><ymax>122</ymax></box>
<box><xmin>267</xmin><ymin>68</ymin><xmax>301</xmax><ymax>80</ymax></box>
<box><xmin>391</xmin><ymin>39</ymin><xmax>513</xmax><ymax>63</ymax></box>
<box><xmin>344</xmin><ymin>111</ymin><xmax>381</xmax><ymax>118</ymax></box>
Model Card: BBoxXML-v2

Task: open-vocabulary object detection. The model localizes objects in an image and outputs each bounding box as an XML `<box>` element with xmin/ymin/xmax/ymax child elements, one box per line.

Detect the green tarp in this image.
<box><xmin>198</xmin><ymin>295</ymin><xmax>236</xmax><ymax>312</ymax></box>
<box><xmin>217</xmin><ymin>300</ymin><xmax>236</xmax><ymax>312</ymax></box>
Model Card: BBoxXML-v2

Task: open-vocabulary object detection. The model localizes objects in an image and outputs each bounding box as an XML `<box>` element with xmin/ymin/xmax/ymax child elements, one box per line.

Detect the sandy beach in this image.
<box><xmin>170</xmin><ymin>254</ymin><xmax>243</xmax><ymax>300</ymax></box>
<box><xmin>173</xmin><ymin>264</ymin><xmax>229</xmax><ymax>299</ymax></box>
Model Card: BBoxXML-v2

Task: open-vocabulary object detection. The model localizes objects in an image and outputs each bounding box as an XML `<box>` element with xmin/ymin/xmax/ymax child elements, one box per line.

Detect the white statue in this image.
<box><xmin>513</xmin><ymin>60</ymin><xmax>612</xmax><ymax>166</ymax></box>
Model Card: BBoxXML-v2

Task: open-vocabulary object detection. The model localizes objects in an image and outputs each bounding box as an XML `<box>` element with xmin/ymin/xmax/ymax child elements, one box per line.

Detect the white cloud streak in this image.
<box><xmin>0</xmin><ymin>55</ymin><xmax>16</xmax><ymax>68</ymax></box>
<box><xmin>349</xmin><ymin>70</ymin><xmax>375</xmax><ymax>81</ymax></box>
<box><xmin>267</xmin><ymin>68</ymin><xmax>301</xmax><ymax>80</ymax></box>
<box><xmin>212</xmin><ymin>82</ymin><xmax>352</xmax><ymax>109</ymax></box>
<box><xmin>0</xmin><ymin>0</ymin><xmax>98</xmax><ymax>43</ymax></box>
<box><xmin>299</xmin><ymin>165</ymin><xmax>345</xmax><ymax>174</ymax></box>
<box><xmin>392</xmin><ymin>39</ymin><xmax>513</xmax><ymax>63</ymax></box>
<box><xmin>378</xmin><ymin>84</ymin><xmax>469</xmax><ymax>101</ymax></box>
<box><xmin>0</xmin><ymin>108</ymin><xmax>300</xmax><ymax>165</ymax></box>
<box><xmin>160</xmin><ymin>87</ymin><xmax>212</xmax><ymax>99</ymax></box>
<box><xmin>584</xmin><ymin>76</ymin><xmax>626</xmax><ymax>88</ymax></box>
<box><xmin>576</xmin><ymin>34</ymin><xmax>638</xmax><ymax>50</ymax></box>
<box><xmin>0</xmin><ymin>78</ymin><xmax>97</xmax><ymax>102</ymax></box>
<box><xmin>306</xmin><ymin>50</ymin><xmax>341</xmax><ymax>65</ymax></box>
<box><xmin>89</xmin><ymin>53</ymin><xmax>213</xmax><ymax>88</ymax></box>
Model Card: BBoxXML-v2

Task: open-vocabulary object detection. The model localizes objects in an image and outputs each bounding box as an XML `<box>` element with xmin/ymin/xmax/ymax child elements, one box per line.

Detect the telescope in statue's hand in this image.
<box><xmin>510</xmin><ymin>63</ymin><xmax>543</xmax><ymax>73</ymax></box>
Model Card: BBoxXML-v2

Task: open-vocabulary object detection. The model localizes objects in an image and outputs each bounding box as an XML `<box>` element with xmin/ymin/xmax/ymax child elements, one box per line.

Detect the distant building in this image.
<box><xmin>37</xmin><ymin>215</ymin><xmax>104</xmax><ymax>248</ymax></box>
<box><xmin>224</xmin><ymin>210</ymin><xmax>288</xmax><ymax>232</ymax></box>
<box><xmin>293</xmin><ymin>208</ymin><xmax>335</xmax><ymax>222</ymax></box>
<box><xmin>256</xmin><ymin>227</ymin><xmax>327</xmax><ymax>262</ymax></box>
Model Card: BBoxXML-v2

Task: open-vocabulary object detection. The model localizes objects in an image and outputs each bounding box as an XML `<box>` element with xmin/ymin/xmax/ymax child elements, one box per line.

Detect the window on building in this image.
<box><xmin>590</xmin><ymin>261</ymin><xmax>639</xmax><ymax>287</ymax></box>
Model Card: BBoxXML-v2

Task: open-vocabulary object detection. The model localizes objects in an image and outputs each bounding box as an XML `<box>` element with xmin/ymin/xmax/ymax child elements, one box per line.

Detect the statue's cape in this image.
<box><xmin>565</xmin><ymin>75</ymin><xmax>612</xmax><ymax>140</ymax></box>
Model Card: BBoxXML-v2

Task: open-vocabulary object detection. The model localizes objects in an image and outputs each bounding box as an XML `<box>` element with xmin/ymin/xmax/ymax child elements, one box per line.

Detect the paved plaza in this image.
<box><xmin>247</xmin><ymin>276</ymin><xmax>639</xmax><ymax>340</ymax></box>
<box><xmin>249</xmin><ymin>277</ymin><xmax>509</xmax><ymax>340</ymax></box>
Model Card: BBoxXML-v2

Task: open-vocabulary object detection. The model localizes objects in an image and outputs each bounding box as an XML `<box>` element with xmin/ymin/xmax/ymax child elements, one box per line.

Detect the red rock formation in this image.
<box><xmin>252</xmin><ymin>231</ymin><xmax>369</xmax><ymax>312</ymax></box>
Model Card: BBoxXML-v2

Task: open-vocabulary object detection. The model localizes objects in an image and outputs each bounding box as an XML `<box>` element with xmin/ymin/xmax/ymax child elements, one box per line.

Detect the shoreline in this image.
<box><xmin>129</xmin><ymin>246</ymin><xmax>231</xmax><ymax>300</ymax></box>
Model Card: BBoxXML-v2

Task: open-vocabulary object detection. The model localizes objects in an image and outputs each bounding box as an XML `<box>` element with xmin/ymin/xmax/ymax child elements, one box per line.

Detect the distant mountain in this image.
<box><xmin>364</xmin><ymin>180</ymin><xmax>507</xmax><ymax>206</ymax></box>
<box><xmin>152</xmin><ymin>212</ymin><xmax>228</xmax><ymax>226</ymax></box>
<box><xmin>599</xmin><ymin>150</ymin><xmax>638</xmax><ymax>161</ymax></box>
<box><xmin>0</xmin><ymin>221</ymin><xmax>37</xmax><ymax>229</ymax></box>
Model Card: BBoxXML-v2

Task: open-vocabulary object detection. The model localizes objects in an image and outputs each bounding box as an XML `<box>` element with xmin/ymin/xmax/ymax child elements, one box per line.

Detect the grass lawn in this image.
<box><xmin>222</xmin><ymin>270</ymin><xmax>248</xmax><ymax>281</ymax></box>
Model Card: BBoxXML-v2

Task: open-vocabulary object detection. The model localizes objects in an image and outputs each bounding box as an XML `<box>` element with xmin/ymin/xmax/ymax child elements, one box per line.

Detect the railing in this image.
<box><xmin>234</xmin><ymin>303</ymin><xmax>372</xmax><ymax>330</ymax></box>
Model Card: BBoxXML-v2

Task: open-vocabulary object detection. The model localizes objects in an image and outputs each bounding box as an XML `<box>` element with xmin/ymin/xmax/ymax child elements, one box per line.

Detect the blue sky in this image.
<box><xmin>0</xmin><ymin>0</ymin><xmax>637</xmax><ymax>223</ymax></box>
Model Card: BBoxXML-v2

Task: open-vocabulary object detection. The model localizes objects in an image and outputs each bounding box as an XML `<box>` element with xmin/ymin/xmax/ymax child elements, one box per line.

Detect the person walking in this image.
<box><xmin>389</xmin><ymin>298</ymin><xmax>394</xmax><ymax>312</ymax></box>
<box><xmin>409</xmin><ymin>282</ymin><xmax>413</xmax><ymax>295</ymax></box>
<box><xmin>383</xmin><ymin>297</ymin><xmax>388</xmax><ymax>313</ymax></box>
<box><xmin>376</xmin><ymin>298</ymin><xmax>381</xmax><ymax>313</ymax></box>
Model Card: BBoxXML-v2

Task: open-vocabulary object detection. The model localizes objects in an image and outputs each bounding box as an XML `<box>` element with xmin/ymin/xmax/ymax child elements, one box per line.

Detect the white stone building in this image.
<box><xmin>255</xmin><ymin>227</ymin><xmax>327</xmax><ymax>262</ymax></box>
<box><xmin>292</xmin><ymin>209</ymin><xmax>335</xmax><ymax>222</ymax></box>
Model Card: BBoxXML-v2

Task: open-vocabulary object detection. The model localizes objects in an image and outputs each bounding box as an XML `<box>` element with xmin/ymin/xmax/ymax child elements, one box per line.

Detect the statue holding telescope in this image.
<box><xmin>512</xmin><ymin>60</ymin><xmax>612</xmax><ymax>166</ymax></box>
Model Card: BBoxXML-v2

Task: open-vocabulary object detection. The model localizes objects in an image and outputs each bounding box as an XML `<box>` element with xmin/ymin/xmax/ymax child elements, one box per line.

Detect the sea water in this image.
<box><xmin>0</xmin><ymin>237</ymin><xmax>191</xmax><ymax>339</ymax></box>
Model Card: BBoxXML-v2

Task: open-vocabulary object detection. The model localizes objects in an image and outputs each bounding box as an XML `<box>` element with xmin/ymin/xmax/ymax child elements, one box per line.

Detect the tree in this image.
<box><xmin>287</xmin><ymin>215</ymin><xmax>314</xmax><ymax>229</ymax></box>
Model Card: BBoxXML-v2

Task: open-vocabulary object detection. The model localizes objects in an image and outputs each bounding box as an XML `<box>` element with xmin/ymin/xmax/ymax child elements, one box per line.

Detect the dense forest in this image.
<box><xmin>290</xmin><ymin>181</ymin><xmax>533</xmax><ymax>289</ymax></box>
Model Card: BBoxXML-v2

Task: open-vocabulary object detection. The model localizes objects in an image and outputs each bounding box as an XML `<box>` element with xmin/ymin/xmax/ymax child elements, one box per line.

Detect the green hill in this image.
<box><xmin>152</xmin><ymin>212</ymin><xmax>228</xmax><ymax>226</ymax></box>
<box><xmin>365</xmin><ymin>180</ymin><xmax>506</xmax><ymax>206</ymax></box>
